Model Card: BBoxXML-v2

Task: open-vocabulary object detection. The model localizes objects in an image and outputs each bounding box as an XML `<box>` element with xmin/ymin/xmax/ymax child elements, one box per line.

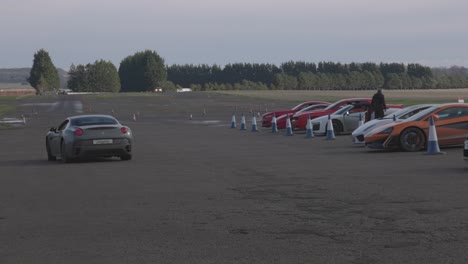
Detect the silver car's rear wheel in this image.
<box><xmin>61</xmin><ymin>141</ymin><xmax>71</xmax><ymax>163</ymax></box>
<box><xmin>121</xmin><ymin>154</ymin><xmax>132</xmax><ymax>161</ymax></box>
<box><xmin>46</xmin><ymin>139</ymin><xmax>56</xmax><ymax>161</ymax></box>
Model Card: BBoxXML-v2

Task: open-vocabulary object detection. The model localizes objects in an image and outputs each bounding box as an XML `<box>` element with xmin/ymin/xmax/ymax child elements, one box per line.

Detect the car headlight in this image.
<box><xmin>378</xmin><ymin>127</ymin><xmax>393</xmax><ymax>134</ymax></box>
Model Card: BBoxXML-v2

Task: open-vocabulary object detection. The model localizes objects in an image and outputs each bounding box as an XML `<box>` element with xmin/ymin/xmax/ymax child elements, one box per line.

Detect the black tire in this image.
<box><xmin>61</xmin><ymin>141</ymin><xmax>71</xmax><ymax>163</ymax></box>
<box><xmin>332</xmin><ymin>120</ymin><xmax>343</xmax><ymax>133</ymax></box>
<box><xmin>399</xmin><ymin>127</ymin><xmax>425</xmax><ymax>152</ymax></box>
<box><xmin>120</xmin><ymin>154</ymin><xmax>132</xmax><ymax>161</ymax></box>
<box><xmin>46</xmin><ymin>139</ymin><xmax>56</xmax><ymax>161</ymax></box>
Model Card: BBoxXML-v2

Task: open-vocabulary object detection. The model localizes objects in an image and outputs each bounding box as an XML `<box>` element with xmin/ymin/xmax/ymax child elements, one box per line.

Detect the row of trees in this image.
<box><xmin>28</xmin><ymin>49</ymin><xmax>172</xmax><ymax>94</ymax></box>
<box><xmin>27</xmin><ymin>49</ymin><xmax>468</xmax><ymax>95</ymax></box>
<box><xmin>167</xmin><ymin>62</ymin><xmax>434</xmax><ymax>88</ymax></box>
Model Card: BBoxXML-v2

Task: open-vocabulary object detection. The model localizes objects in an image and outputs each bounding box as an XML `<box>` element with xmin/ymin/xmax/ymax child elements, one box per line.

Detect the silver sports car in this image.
<box><xmin>46</xmin><ymin>115</ymin><xmax>133</xmax><ymax>162</ymax></box>
<box><xmin>311</xmin><ymin>104</ymin><xmax>400</xmax><ymax>135</ymax></box>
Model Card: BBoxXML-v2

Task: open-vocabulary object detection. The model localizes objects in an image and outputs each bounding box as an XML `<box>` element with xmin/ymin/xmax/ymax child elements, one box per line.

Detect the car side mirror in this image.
<box><xmin>344</xmin><ymin>111</ymin><xmax>350</xmax><ymax>116</ymax></box>
<box><xmin>49</xmin><ymin>127</ymin><xmax>57</xmax><ymax>132</ymax></box>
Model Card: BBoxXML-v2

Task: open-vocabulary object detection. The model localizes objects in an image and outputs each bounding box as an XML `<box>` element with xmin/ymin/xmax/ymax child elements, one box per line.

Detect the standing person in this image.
<box><xmin>371</xmin><ymin>89</ymin><xmax>387</xmax><ymax>119</ymax></box>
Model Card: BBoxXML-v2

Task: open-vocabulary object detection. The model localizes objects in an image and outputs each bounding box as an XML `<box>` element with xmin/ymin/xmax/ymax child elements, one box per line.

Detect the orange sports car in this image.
<box><xmin>365</xmin><ymin>103</ymin><xmax>468</xmax><ymax>151</ymax></box>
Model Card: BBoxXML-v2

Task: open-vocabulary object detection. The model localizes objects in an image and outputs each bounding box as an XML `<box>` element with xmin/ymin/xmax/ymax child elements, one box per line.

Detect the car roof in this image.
<box><xmin>68</xmin><ymin>114</ymin><xmax>116</xmax><ymax>120</ymax></box>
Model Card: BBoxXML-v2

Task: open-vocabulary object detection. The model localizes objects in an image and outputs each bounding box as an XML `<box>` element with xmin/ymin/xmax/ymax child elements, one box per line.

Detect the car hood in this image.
<box><xmin>352</xmin><ymin>118</ymin><xmax>394</xmax><ymax>135</ymax></box>
<box><xmin>365</xmin><ymin>120</ymin><xmax>403</xmax><ymax>137</ymax></box>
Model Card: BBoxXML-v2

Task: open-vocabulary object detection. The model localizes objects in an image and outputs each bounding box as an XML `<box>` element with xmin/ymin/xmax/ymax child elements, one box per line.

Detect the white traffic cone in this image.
<box><xmin>189</xmin><ymin>114</ymin><xmax>193</xmax><ymax>120</ymax></box>
<box><xmin>133</xmin><ymin>113</ymin><xmax>137</xmax><ymax>122</ymax></box>
<box><xmin>231</xmin><ymin>113</ymin><xmax>236</xmax><ymax>128</ymax></box>
<box><xmin>251</xmin><ymin>113</ymin><xmax>258</xmax><ymax>132</ymax></box>
<box><xmin>357</xmin><ymin>113</ymin><xmax>364</xmax><ymax>127</ymax></box>
<box><xmin>305</xmin><ymin>113</ymin><xmax>314</xmax><ymax>138</ymax></box>
<box><xmin>458</xmin><ymin>96</ymin><xmax>464</xmax><ymax>103</ymax></box>
<box><xmin>271</xmin><ymin>113</ymin><xmax>278</xmax><ymax>133</ymax></box>
<box><xmin>325</xmin><ymin>115</ymin><xmax>335</xmax><ymax>140</ymax></box>
<box><xmin>240</xmin><ymin>113</ymin><xmax>246</xmax><ymax>130</ymax></box>
<box><xmin>22</xmin><ymin>115</ymin><xmax>26</xmax><ymax>124</ymax></box>
<box><xmin>285</xmin><ymin>114</ymin><xmax>293</xmax><ymax>136</ymax></box>
<box><xmin>425</xmin><ymin>115</ymin><xmax>444</xmax><ymax>155</ymax></box>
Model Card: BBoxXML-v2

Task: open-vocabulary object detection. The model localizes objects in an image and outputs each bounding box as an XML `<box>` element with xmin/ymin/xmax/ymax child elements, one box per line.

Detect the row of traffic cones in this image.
<box><xmin>230</xmin><ymin>113</ymin><xmax>339</xmax><ymax>139</ymax></box>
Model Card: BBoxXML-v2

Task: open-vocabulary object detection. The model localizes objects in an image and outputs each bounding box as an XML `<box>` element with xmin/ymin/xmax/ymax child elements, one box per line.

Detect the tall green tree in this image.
<box><xmin>67</xmin><ymin>60</ymin><xmax>120</xmax><ymax>92</ymax></box>
<box><xmin>28</xmin><ymin>49</ymin><xmax>60</xmax><ymax>95</ymax></box>
<box><xmin>119</xmin><ymin>50</ymin><xmax>167</xmax><ymax>92</ymax></box>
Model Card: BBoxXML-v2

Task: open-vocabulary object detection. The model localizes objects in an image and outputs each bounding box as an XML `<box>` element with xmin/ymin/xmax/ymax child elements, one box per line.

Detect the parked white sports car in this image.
<box><xmin>312</xmin><ymin>103</ymin><xmax>401</xmax><ymax>135</ymax></box>
<box><xmin>351</xmin><ymin>104</ymin><xmax>436</xmax><ymax>144</ymax></box>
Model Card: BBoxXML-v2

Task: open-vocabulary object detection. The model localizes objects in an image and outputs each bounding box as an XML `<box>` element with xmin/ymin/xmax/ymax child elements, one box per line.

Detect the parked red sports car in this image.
<box><xmin>291</xmin><ymin>98</ymin><xmax>404</xmax><ymax>130</ymax></box>
<box><xmin>261</xmin><ymin>101</ymin><xmax>330</xmax><ymax>127</ymax></box>
<box><xmin>276</xmin><ymin>104</ymin><xmax>330</xmax><ymax>129</ymax></box>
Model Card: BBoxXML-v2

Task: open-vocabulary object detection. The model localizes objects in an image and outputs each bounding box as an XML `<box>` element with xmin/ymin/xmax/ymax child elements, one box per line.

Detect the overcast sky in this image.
<box><xmin>1</xmin><ymin>0</ymin><xmax>467</xmax><ymax>69</ymax></box>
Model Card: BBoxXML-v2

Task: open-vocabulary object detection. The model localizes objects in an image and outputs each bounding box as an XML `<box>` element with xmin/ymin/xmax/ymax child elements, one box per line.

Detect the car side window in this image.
<box><xmin>57</xmin><ymin>120</ymin><xmax>69</xmax><ymax>131</ymax></box>
<box><xmin>436</xmin><ymin>107</ymin><xmax>467</xmax><ymax>120</ymax></box>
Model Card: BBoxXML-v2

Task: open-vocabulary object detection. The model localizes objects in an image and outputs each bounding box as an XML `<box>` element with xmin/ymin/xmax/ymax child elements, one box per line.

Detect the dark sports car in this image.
<box><xmin>46</xmin><ymin>115</ymin><xmax>133</xmax><ymax>162</ymax></box>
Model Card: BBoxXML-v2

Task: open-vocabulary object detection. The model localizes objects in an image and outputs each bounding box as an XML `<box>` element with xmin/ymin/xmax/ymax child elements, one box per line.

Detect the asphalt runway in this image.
<box><xmin>1</xmin><ymin>93</ymin><xmax>468</xmax><ymax>264</ymax></box>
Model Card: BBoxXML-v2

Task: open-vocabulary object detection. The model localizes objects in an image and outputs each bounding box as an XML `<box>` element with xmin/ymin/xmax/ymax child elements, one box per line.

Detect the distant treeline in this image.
<box><xmin>4</xmin><ymin>51</ymin><xmax>468</xmax><ymax>92</ymax></box>
<box><xmin>168</xmin><ymin>62</ymin><xmax>468</xmax><ymax>91</ymax></box>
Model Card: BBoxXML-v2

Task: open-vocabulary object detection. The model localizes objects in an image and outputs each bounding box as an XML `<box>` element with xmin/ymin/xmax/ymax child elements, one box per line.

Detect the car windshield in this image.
<box><xmin>324</xmin><ymin>99</ymin><xmax>363</xmax><ymax>110</ymax></box>
<box><xmin>297</xmin><ymin>104</ymin><xmax>324</xmax><ymax>113</ymax></box>
<box><xmin>383</xmin><ymin>105</ymin><xmax>433</xmax><ymax>120</ymax></box>
<box><xmin>291</xmin><ymin>102</ymin><xmax>308</xmax><ymax>110</ymax></box>
<box><xmin>324</xmin><ymin>100</ymin><xmax>344</xmax><ymax>110</ymax></box>
<box><xmin>333</xmin><ymin>105</ymin><xmax>355</xmax><ymax>115</ymax></box>
<box><xmin>404</xmin><ymin>106</ymin><xmax>441</xmax><ymax>122</ymax></box>
<box><xmin>71</xmin><ymin>116</ymin><xmax>118</xmax><ymax>126</ymax></box>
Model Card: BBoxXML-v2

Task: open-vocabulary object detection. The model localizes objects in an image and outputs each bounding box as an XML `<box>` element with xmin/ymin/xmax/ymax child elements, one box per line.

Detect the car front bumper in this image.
<box><xmin>366</xmin><ymin>135</ymin><xmax>400</xmax><ymax>150</ymax></box>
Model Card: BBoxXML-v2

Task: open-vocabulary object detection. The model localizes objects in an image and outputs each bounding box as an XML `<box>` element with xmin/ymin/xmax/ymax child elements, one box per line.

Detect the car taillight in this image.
<box><xmin>75</xmin><ymin>128</ymin><xmax>83</xmax><ymax>136</ymax></box>
<box><xmin>121</xmin><ymin>127</ymin><xmax>128</xmax><ymax>134</ymax></box>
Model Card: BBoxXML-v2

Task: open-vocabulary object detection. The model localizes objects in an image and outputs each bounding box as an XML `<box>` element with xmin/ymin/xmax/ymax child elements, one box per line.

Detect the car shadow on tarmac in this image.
<box><xmin>0</xmin><ymin>157</ymin><xmax>124</xmax><ymax>167</ymax></box>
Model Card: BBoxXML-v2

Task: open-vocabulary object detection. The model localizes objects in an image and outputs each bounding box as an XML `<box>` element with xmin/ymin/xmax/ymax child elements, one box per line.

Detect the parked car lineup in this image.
<box><xmin>259</xmin><ymin>98</ymin><xmax>468</xmax><ymax>155</ymax></box>
<box><xmin>291</xmin><ymin>98</ymin><xmax>404</xmax><ymax>131</ymax></box>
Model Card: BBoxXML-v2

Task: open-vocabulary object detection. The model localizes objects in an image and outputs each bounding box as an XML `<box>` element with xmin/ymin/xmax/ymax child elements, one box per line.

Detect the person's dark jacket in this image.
<box><xmin>371</xmin><ymin>91</ymin><xmax>387</xmax><ymax>119</ymax></box>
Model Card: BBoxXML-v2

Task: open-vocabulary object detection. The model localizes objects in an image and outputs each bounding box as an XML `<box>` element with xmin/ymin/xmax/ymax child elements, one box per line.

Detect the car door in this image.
<box><xmin>343</xmin><ymin>104</ymin><xmax>369</xmax><ymax>132</ymax></box>
<box><xmin>431</xmin><ymin>107</ymin><xmax>468</xmax><ymax>145</ymax></box>
<box><xmin>49</xmin><ymin>119</ymin><xmax>69</xmax><ymax>155</ymax></box>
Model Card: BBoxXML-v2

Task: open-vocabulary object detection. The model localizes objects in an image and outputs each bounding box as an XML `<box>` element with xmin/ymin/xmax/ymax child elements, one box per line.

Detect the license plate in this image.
<box><xmin>93</xmin><ymin>139</ymin><xmax>113</xmax><ymax>145</ymax></box>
